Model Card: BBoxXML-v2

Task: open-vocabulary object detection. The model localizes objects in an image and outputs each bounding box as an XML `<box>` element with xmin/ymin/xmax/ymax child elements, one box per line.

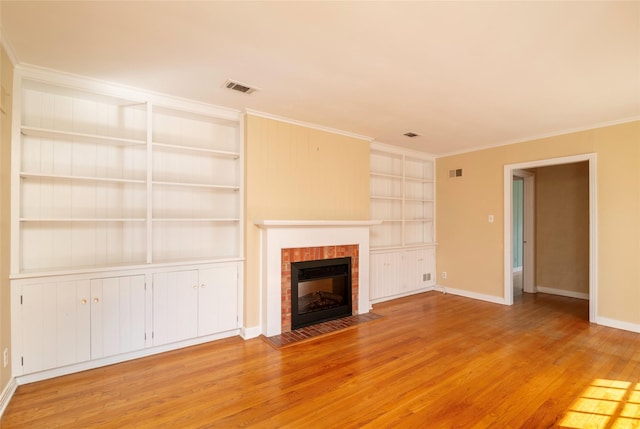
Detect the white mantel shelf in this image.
<box><xmin>255</xmin><ymin>220</ymin><xmax>382</xmax><ymax>228</ymax></box>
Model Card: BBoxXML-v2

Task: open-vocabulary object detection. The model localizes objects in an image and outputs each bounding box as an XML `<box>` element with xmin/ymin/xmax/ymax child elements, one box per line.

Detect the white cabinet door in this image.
<box><xmin>198</xmin><ymin>264</ymin><xmax>239</xmax><ymax>336</ymax></box>
<box><xmin>152</xmin><ymin>270</ymin><xmax>198</xmax><ymax>346</ymax></box>
<box><xmin>90</xmin><ymin>276</ymin><xmax>146</xmax><ymax>359</ymax></box>
<box><xmin>370</xmin><ymin>252</ymin><xmax>400</xmax><ymax>300</ymax></box>
<box><xmin>20</xmin><ymin>281</ymin><xmax>91</xmax><ymax>374</ymax></box>
<box><xmin>401</xmin><ymin>248</ymin><xmax>435</xmax><ymax>291</ymax></box>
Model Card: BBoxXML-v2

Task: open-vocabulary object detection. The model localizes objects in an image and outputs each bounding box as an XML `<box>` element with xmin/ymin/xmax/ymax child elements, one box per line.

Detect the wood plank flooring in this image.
<box><xmin>2</xmin><ymin>291</ymin><xmax>640</xmax><ymax>428</ymax></box>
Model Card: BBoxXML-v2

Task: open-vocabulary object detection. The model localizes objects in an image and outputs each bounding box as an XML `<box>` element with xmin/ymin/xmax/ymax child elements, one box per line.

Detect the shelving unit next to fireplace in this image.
<box><xmin>369</xmin><ymin>142</ymin><xmax>437</xmax><ymax>303</ymax></box>
<box><xmin>10</xmin><ymin>66</ymin><xmax>244</xmax><ymax>382</ymax></box>
<box><xmin>12</xmin><ymin>68</ymin><xmax>243</xmax><ymax>274</ymax></box>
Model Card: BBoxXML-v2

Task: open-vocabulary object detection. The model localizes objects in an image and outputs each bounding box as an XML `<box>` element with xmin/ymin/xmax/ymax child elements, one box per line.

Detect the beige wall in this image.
<box><xmin>535</xmin><ymin>162</ymin><xmax>589</xmax><ymax>295</ymax></box>
<box><xmin>244</xmin><ymin>115</ymin><xmax>370</xmax><ymax>328</ymax></box>
<box><xmin>437</xmin><ymin>121</ymin><xmax>640</xmax><ymax>325</ymax></box>
<box><xmin>1</xmin><ymin>45</ymin><xmax>14</xmax><ymax>391</ymax></box>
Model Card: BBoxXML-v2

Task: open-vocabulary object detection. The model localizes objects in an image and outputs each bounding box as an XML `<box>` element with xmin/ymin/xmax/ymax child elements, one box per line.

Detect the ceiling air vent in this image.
<box><xmin>224</xmin><ymin>80</ymin><xmax>257</xmax><ymax>94</ymax></box>
<box><xmin>404</xmin><ymin>132</ymin><xmax>419</xmax><ymax>138</ymax></box>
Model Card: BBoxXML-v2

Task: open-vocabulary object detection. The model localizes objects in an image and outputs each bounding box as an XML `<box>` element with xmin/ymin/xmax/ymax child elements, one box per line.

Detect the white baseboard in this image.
<box><xmin>0</xmin><ymin>377</ymin><xmax>17</xmax><ymax>418</ymax></box>
<box><xmin>537</xmin><ymin>286</ymin><xmax>589</xmax><ymax>300</ymax></box>
<box><xmin>439</xmin><ymin>285</ymin><xmax>506</xmax><ymax>305</ymax></box>
<box><xmin>370</xmin><ymin>286</ymin><xmax>433</xmax><ymax>305</ymax></box>
<box><xmin>596</xmin><ymin>316</ymin><xmax>640</xmax><ymax>334</ymax></box>
<box><xmin>240</xmin><ymin>326</ymin><xmax>262</xmax><ymax>340</ymax></box>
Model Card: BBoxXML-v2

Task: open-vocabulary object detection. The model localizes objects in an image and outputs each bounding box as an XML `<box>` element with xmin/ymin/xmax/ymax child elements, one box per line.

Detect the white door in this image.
<box><xmin>198</xmin><ymin>264</ymin><xmax>239</xmax><ymax>336</ymax></box>
<box><xmin>152</xmin><ymin>270</ymin><xmax>198</xmax><ymax>346</ymax></box>
<box><xmin>90</xmin><ymin>276</ymin><xmax>146</xmax><ymax>359</ymax></box>
<box><xmin>20</xmin><ymin>281</ymin><xmax>91</xmax><ymax>374</ymax></box>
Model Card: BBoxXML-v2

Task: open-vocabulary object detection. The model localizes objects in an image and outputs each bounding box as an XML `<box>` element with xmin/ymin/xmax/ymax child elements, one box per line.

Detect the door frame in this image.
<box><xmin>503</xmin><ymin>153</ymin><xmax>597</xmax><ymax>323</ymax></box>
<box><xmin>512</xmin><ymin>169</ymin><xmax>535</xmax><ymax>293</ymax></box>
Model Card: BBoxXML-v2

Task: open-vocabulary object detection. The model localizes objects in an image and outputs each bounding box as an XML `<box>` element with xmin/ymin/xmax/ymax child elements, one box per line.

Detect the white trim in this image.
<box><xmin>536</xmin><ymin>286</ymin><xmax>589</xmax><ymax>300</ymax></box>
<box><xmin>0</xmin><ymin>378</ymin><xmax>18</xmax><ymax>418</ymax></box>
<box><xmin>255</xmin><ymin>219</ymin><xmax>381</xmax><ymax>228</ymax></box>
<box><xmin>596</xmin><ymin>317</ymin><xmax>640</xmax><ymax>334</ymax></box>
<box><xmin>440</xmin><ymin>286</ymin><xmax>505</xmax><ymax>305</ymax></box>
<box><xmin>370</xmin><ymin>286</ymin><xmax>434</xmax><ymax>305</ymax></box>
<box><xmin>370</xmin><ymin>141</ymin><xmax>436</xmax><ymax>159</ymax></box>
<box><xmin>503</xmin><ymin>154</ymin><xmax>597</xmax><ymax>324</ymax></box>
<box><xmin>0</xmin><ymin>28</ymin><xmax>19</xmax><ymax>66</ymax></box>
<box><xmin>240</xmin><ymin>326</ymin><xmax>262</xmax><ymax>340</ymax></box>
<box><xmin>16</xmin><ymin>64</ymin><xmax>242</xmax><ymax>121</ymax></box>
<box><xmin>245</xmin><ymin>109</ymin><xmax>373</xmax><ymax>142</ymax></box>
<box><xmin>436</xmin><ymin>117</ymin><xmax>640</xmax><ymax>158</ymax></box>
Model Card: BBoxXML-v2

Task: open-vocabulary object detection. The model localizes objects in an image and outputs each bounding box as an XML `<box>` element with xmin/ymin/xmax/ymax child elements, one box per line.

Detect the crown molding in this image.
<box><xmin>245</xmin><ymin>109</ymin><xmax>373</xmax><ymax>142</ymax></box>
<box><xmin>370</xmin><ymin>141</ymin><xmax>436</xmax><ymax>159</ymax></box>
<box><xmin>1</xmin><ymin>28</ymin><xmax>19</xmax><ymax>66</ymax></box>
<box><xmin>436</xmin><ymin>116</ymin><xmax>640</xmax><ymax>158</ymax></box>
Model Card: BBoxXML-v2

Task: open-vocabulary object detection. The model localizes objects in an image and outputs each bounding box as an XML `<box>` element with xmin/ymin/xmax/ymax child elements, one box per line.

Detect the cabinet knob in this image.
<box><xmin>193</xmin><ymin>285</ymin><xmax>198</xmax><ymax>289</ymax></box>
<box><xmin>94</xmin><ymin>298</ymin><xmax>100</xmax><ymax>303</ymax></box>
<box><xmin>81</xmin><ymin>299</ymin><xmax>87</xmax><ymax>305</ymax></box>
<box><xmin>201</xmin><ymin>284</ymin><xmax>206</xmax><ymax>288</ymax></box>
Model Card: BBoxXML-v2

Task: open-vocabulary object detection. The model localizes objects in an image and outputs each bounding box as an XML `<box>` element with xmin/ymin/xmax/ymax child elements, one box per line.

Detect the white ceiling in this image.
<box><xmin>2</xmin><ymin>1</ymin><xmax>639</xmax><ymax>156</ymax></box>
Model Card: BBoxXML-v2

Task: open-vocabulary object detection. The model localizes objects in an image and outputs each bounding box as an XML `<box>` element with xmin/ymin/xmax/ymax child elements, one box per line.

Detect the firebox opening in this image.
<box><xmin>291</xmin><ymin>257</ymin><xmax>352</xmax><ymax>330</ymax></box>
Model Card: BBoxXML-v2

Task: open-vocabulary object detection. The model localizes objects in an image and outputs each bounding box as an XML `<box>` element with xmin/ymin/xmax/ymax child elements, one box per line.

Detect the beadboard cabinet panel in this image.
<box><xmin>19</xmin><ymin>280</ymin><xmax>91</xmax><ymax>374</ymax></box>
<box><xmin>90</xmin><ymin>276</ymin><xmax>146</xmax><ymax>359</ymax></box>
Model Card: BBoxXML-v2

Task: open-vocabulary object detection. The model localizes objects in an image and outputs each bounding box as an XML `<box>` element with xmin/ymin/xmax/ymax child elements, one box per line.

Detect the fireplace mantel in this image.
<box><xmin>255</xmin><ymin>220</ymin><xmax>381</xmax><ymax>228</ymax></box>
<box><xmin>255</xmin><ymin>220</ymin><xmax>380</xmax><ymax>336</ymax></box>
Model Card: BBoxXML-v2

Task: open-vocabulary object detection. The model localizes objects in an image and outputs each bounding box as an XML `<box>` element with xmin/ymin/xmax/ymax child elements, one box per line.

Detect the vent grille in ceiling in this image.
<box><xmin>224</xmin><ymin>80</ymin><xmax>257</xmax><ymax>94</ymax></box>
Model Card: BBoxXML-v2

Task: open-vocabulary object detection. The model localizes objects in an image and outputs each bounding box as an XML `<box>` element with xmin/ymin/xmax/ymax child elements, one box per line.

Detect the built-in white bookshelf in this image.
<box><xmin>369</xmin><ymin>142</ymin><xmax>436</xmax><ymax>303</ymax></box>
<box><xmin>10</xmin><ymin>67</ymin><xmax>244</xmax><ymax>382</ymax></box>
<box><xmin>12</xmin><ymin>69</ymin><xmax>242</xmax><ymax>275</ymax></box>
<box><xmin>370</xmin><ymin>143</ymin><xmax>435</xmax><ymax>249</ymax></box>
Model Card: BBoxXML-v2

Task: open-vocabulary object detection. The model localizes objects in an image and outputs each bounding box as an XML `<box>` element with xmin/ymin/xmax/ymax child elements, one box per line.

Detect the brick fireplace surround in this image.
<box><xmin>255</xmin><ymin>220</ymin><xmax>379</xmax><ymax>337</ymax></box>
<box><xmin>281</xmin><ymin>245</ymin><xmax>359</xmax><ymax>333</ymax></box>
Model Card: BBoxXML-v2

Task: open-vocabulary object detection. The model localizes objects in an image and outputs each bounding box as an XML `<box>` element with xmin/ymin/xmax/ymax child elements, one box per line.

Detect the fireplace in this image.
<box><xmin>255</xmin><ymin>219</ymin><xmax>378</xmax><ymax>337</ymax></box>
<box><xmin>291</xmin><ymin>257</ymin><xmax>352</xmax><ymax>330</ymax></box>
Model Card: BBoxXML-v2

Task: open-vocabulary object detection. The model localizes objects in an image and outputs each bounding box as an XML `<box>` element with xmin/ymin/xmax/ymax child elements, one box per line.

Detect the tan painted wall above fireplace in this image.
<box><xmin>244</xmin><ymin>115</ymin><xmax>370</xmax><ymax>330</ymax></box>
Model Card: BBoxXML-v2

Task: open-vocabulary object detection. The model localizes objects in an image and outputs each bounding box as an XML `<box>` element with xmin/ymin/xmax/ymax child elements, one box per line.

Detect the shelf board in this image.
<box><xmin>22</xmin><ymin>126</ymin><xmax>146</xmax><ymax>146</ymax></box>
<box><xmin>153</xmin><ymin>142</ymin><xmax>239</xmax><ymax>159</ymax></box>
<box><xmin>374</xmin><ymin>219</ymin><xmax>403</xmax><ymax>223</ymax></box>
<box><xmin>20</xmin><ymin>172</ymin><xmax>145</xmax><ymax>184</ymax></box>
<box><xmin>404</xmin><ymin>197</ymin><xmax>434</xmax><ymax>203</ymax></box>
<box><xmin>371</xmin><ymin>195</ymin><xmax>403</xmax><ymax>201</ymax></box>
<box><xmin>152</xmin><ymin>218</ymin><xmax>239</xmax><ymax>222</ymax></box>
<box><xmin>405</xmin><ymin>219</ymin><xmax>434</xmax><ymax>222</ymax></box>
<box><xmin>405</xmin><ymin>176</ymin><xmax>434</xmax><ymax>183</ymax></box>
<box><xmin>370</xmin><ymin>172</ymin><xmax>403</xmax><ymax>180</ymax></box>
<box><xmin>152</xmin><ymin>181</ymin><xmax>239</xmax><ymax>190</ymax></box>
<box><xmin>20</xmin><ymin>218</ymin><xmax>146</xmax><ymax>222</ymax></box>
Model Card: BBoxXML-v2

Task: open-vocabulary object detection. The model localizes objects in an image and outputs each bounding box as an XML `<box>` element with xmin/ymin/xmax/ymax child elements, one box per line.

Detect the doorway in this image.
<box><xmin>512</xmin><ymin>169</ymin><xmax>535</xmax><ymax>296</ymax></box>
<box><xmin>503</xmin><ymin>154</ymin><xmax>597</xmax><ymax>323</ymax></box>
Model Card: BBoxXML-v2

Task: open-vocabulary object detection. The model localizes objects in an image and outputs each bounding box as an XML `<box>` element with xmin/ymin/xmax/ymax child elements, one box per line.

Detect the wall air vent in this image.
<box><xmin>404</xmin><ymin>132</ymin><xmax>419</xmax><ymax>138</ymax></box>
<box><xmin>224</xmin><ymin>80</ymin><xmax>257</xmax><ymax>94</ymax></box>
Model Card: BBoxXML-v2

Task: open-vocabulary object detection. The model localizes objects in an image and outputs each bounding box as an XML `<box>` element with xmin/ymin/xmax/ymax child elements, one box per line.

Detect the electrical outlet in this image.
<box><xmin>441</xmin><ymin>271</ymin><xmax>448</xmax><ymax>279</ymax></box>
<box><xmin>3</xmin><ymin>348</ymin><xmax>8</xmax><ymax>368</ymax></box>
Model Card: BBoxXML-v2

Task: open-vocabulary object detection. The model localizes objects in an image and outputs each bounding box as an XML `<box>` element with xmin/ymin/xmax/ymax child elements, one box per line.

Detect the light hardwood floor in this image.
<box><xmin>2</xmin><ymin>291</ymin><xmax>639</xmax><ymax>428</ymax></box>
